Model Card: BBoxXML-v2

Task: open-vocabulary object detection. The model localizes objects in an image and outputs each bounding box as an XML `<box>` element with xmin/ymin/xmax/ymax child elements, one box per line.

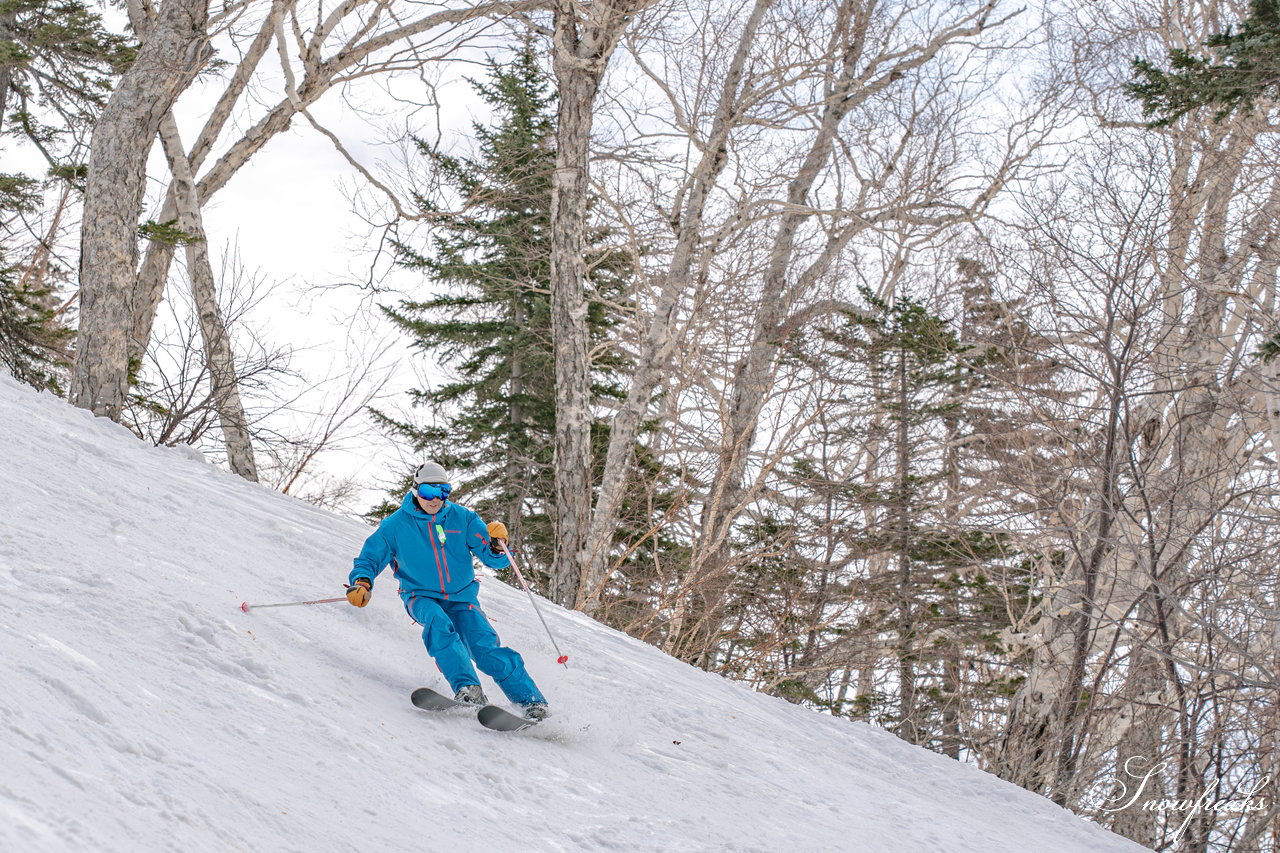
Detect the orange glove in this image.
<box><xmin>346</xmin><ymin>578</ymin><xmax>372</xmax><ymax>607</ymax></box>
<box><xmin>487</xmin><ymin>521</ymin><xmax>509</xmax><ymax>553</ymax></box>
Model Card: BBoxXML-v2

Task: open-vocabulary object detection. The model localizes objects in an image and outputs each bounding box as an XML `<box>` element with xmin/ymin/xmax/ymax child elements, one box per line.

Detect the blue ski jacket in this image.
<box><xmin>350</xmin><ymin>493</ymin><xmax>510</xmax><ymax>603</ymax></box>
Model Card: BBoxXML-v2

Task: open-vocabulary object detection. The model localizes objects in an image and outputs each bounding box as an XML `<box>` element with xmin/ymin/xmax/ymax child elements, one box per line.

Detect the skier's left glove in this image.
<box><xmin>487</xmin><ymin>521</ymin><xmax>509</xmax><ymax>554</ymax></box>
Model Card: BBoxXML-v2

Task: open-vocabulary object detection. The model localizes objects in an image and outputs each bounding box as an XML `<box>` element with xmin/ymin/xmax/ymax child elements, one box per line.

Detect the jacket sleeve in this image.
<box><xmin>467</xmin><ymin>510</ymin><xmax>510</xmax><ymax>570</ymax></box>
<box><xmin>351</xmin><ymin>520</ymin><xmax>395</xmax><ymax>587</ymax></box>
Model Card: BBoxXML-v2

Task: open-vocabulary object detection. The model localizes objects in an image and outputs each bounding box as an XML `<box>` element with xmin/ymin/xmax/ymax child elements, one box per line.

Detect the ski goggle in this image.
<box><xmin>415</xmin><ymin>482</ymin><xmax>452</xmax><ymax>501</ymax></box>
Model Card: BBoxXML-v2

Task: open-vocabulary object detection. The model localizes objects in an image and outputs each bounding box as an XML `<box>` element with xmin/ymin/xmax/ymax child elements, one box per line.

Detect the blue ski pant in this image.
<box><xmin>403</xmin><ymin>594</ymin><xmax>545</xmax><ymax>705</ymax></box>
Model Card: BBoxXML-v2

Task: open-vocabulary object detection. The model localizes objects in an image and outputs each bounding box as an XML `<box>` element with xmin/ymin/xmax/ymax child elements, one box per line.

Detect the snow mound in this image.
<box><xmin>0</xmin><ymin>373</ymin><xmax>1146</xmax><ymax>852</ymax></box>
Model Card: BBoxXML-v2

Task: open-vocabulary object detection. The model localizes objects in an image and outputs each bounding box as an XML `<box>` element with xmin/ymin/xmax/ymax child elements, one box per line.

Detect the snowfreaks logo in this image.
<box><xmin>1100</xmin><ymin>757</ymin><xmax>1271</xmax><ymax>844</ymax></box>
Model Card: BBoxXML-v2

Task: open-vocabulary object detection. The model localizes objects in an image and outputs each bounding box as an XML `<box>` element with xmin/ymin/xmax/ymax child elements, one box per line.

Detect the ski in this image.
<box><xmin>412</xmin><ymin>688</ymin><xmax>539</xmax><ymax>732</ymax></box>
<box><xmin>477</xmin><ymin>703</ymin><xmax>538</xmax><ymax>732</ymax></box>
<box><xmin>410</xmin><ymin>686</ymin><xmax>469</xmax><ymax>712</ymax></box>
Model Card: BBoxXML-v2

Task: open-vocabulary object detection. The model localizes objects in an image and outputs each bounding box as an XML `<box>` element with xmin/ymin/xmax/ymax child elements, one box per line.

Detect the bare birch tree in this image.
<box><xmin>127</xmin><ymin>0</ymin><xmax>552</xmax><ymax>362</ymax></box>
<box><xmin>71</xmin><ymin>0</ymin><xmax>209</xmax><ymax>419</ymax></box>
<box><xmin>678</xmin><ymin>0</ymin><xmax>1012</xmax><ymax>644</ymax></box>
<box><xmin>576</xmin><ymin>0</ymin><xmax>776</xmax><ymax>610</ymax></box>
<box><xmin>544</xmin><ymin>0</ymin><xmax>654</xmax><ymax>605</ymax></box>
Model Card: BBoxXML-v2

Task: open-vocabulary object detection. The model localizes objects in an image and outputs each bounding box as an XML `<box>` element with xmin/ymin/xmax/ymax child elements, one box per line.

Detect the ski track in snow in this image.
<box><xmin>0</xmin><ymin>374</ymin><xmax>1150</xmax><ymax>853</ymax></box>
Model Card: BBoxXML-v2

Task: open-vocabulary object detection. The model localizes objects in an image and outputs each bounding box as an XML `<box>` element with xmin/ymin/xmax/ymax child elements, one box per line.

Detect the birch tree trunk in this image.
<box><xmin>547</xmin><ymin>0</ymin><xmax>650</xmax><ymax>606</ymax></box>
<box><xmin>548</xmin><ymin>15</ymin><xmax>598</xmax><ymax>607</ymax></box>
<box><xmin>157</xmin><ymin>114</ymin><xmax>259</xmax><ymax>481</ymax></box>
<box><xmin>1108</xmin><ymin>585</ymin><xmax>1176</xmax><ymax>846</ymax></box>
<box><xmin>72</xmin><ymin>0</ymin><xmax>208</xmax><ymax>419</ymax></box>
<box><xmin>995</xmin><ymin>337</ymin><xmax>1125</xmax><ymax>798</ymax></box>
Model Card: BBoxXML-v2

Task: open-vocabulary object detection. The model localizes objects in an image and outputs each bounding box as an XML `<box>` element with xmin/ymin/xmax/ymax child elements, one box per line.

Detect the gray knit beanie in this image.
<box><xmin>414</xmin><ymin>461</ymin><xmax>449</xmax><ymax>484</ymax></box>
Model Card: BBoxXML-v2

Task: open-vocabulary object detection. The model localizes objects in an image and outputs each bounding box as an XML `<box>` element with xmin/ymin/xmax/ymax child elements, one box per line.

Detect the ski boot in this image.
<box><xmin>522</xmin><ymin>701</ymin><xmax>550</xmax><ymax>721</ymax></box>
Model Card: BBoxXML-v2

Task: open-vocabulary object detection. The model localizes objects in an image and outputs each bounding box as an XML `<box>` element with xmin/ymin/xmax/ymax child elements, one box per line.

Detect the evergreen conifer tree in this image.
<box><xmin>1129</xmin><ymin>0</ymin><xmax>1280</xmax><ymax>126</ymax></box>
<box><xmin>1</xmin><ymin>0</ymin><xmax>134</xmax><ymax>159</ymax></box>
<box><xmin>716</xmin><ymin>269</ymin><xmax>1055</xmax><ymax>758</ymax></box>
<box><xmin>0</xmin><ymin>0</ymin><xmax>133</xmax><ymax>390</ymax></box>
<box><xmin>833</xmin><ymin>283</ymin><xmax>1037</xmax><ymax>752</ymax></box>
<box><xmin>373</xmin><ymin>47</ymin><xmax>637</xmax><ymax>580</ymax></box>
<box><xmin>0</xmin><ymin>172</ymin><xmax>70</xmax><ymax>390</ymax></box>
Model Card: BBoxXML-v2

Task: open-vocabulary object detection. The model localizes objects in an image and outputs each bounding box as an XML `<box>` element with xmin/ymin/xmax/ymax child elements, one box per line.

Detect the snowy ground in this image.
<box><xmin>0</xmin><ymin>374</ymin><xmax>1149</xmax><ymax>853</ymax></box>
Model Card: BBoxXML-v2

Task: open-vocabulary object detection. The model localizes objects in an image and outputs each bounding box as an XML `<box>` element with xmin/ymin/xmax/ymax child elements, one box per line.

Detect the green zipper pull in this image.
<box><xmin>436</xmin><ymin>524</ymin><xmax>446</xmax><ymax>544</ymax></box>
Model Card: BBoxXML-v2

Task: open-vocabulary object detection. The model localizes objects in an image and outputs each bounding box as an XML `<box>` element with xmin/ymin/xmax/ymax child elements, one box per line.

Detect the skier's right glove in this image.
<box><xmin>346</xmin><ymin>578</ymin><xmax>372</xmax><ymax>607</ymax></box>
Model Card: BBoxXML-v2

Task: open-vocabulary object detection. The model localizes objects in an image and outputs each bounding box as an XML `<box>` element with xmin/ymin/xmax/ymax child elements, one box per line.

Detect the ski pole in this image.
<box><xmin>240</xmin><ymin>594</ymin><xmax>349</xmax><ymax>613</ymax></box>
<box><xmin>500</xmin><ymin>543</ymin><xmax>569</xmax><ymax>668</ymax></box>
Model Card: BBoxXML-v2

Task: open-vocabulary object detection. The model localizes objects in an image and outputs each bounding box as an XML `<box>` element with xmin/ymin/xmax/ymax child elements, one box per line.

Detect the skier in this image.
<box><xmin>346</xmin><ymin>460</ymin><xmax>549</xmax><ymax>721</ymax></box>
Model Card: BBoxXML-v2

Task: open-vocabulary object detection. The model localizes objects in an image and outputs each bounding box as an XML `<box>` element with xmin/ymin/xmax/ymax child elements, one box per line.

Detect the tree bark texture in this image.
<box><xmin>547</xmin><ymin>0</ymin><xmax>649</xmax><ymax>607</ymax></box>
<box><xmin>548</xmin><ymin>33</ymin><xmax>597</xmax><ymax>607</ymax></box>
<box><xmin>72</xmin><ymin>0</ymin><xmax>208</xmax><ymax>419</ymax></box>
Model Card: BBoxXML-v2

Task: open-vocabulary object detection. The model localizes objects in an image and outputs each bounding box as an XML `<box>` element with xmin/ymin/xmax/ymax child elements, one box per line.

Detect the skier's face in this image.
<box><xmin>414</xmin><ymin>481</ymin><xmax>450</xmax><ymax>514</ymax></box>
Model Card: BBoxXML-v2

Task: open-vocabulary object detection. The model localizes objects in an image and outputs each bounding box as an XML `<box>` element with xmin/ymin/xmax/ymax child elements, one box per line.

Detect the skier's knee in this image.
<box><xmin>423</xmin><ymin>621</ymin><xmax>459</xmax><ymax>654</ymax></box>
<box><xmin>474</xmin><ymin>647</ymin><xmax>519</xmax><ymax>681</ymax></box>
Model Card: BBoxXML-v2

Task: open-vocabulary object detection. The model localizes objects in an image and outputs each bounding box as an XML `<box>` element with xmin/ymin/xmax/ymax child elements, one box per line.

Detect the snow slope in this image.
<box><xmin>0</xmin><ymin>374</ymin><xmax>1147</xmax><ymax>853</ymax></box>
